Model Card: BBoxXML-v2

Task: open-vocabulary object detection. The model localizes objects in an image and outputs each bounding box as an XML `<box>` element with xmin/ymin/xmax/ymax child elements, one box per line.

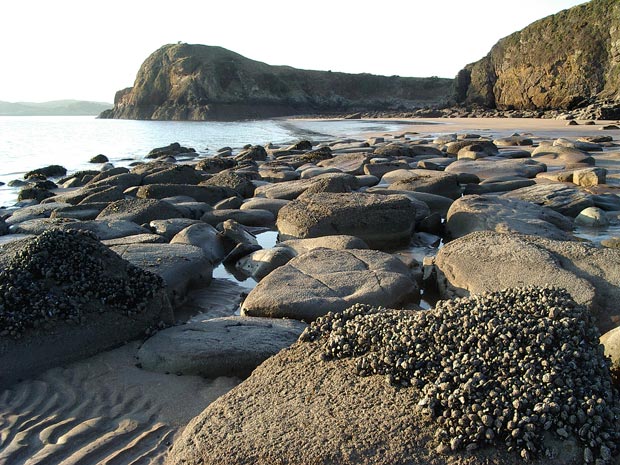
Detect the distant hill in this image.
<box><xmin>100</xmin><ymin>44</ymin><xmax>453</xmax><ymax>121</ymax></box>
<box><xmin>455</xmin><ymin>0</ymin><xmax>620</xmax><ymax>112</ymax></box>
<box><xmin>0</xmin><ymin>100</ymin><xmax>112</xmax><ymax>116</ymax></box>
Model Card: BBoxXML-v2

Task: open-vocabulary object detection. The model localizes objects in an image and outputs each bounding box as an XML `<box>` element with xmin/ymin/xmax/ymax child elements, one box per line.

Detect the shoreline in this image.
<box><xmin>1</xmin><ymin>116</ymin><xmax>620</xmax><ymax>464</ymax></box>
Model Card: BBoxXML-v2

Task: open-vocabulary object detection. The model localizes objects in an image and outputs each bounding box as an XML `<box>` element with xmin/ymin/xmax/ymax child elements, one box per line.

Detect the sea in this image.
<box><xmin>0</xmin><ymin>116</ymin><xmax>416</xmax><ymax>208</ymax></box>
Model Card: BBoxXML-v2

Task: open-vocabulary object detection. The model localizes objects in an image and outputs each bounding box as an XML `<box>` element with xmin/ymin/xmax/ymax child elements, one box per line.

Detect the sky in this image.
<box><xmin>0</xmin><ymin>0</ymin><xmax>588</xmax><ymax>103</ymax></box>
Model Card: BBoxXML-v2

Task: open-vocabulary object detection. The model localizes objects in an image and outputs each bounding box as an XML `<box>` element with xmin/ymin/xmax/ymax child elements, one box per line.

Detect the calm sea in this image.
<box><xmin>0</xmin><ymin>116</ymin><xmax>415</xmax><ymax>208</ymax></box>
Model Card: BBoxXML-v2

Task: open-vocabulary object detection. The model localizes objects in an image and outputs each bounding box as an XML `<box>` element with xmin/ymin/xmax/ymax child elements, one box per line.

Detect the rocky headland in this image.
<box><xmin>455</xmin><ymin>0</ymin><xmax>620</xmax><ymax>119</ymax></box>
<box><xmin>1</xmin><ymin>117</ymin><xmax>620</xmax><ymax>464</ymax></box>
<box><xmin>98</xmin><ymin>43</ymin><xmax>453</xmax><ymax>121</ymax></box>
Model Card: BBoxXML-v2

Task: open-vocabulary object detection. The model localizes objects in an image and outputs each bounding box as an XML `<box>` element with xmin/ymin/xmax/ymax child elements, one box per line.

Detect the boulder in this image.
<box><xmin>445</xmin><ymin>139</ymin><xmax>498</xmax><ymax>156</ymax></box>
<box><xmin>195</xmin><ymin>156</ymin><xmax>237</xmax><ymax>174</ymax></box>
<box><xmin>444</xmin><ymin>158</ymin><xmax>546</xmax><ymax>179</ymax></box>
<box><xmin>167</xmin><ymin>288</ymin><xmax>615</xmax><ymax>465</ymax></box>
<box><xmin>531</xmin><ymin>146</ymin><xmax>595</xmax><ymax>168</ymax></box>
<box><xmin>316</xmin><ymin>152</ymin><xmax>370</xmax><ymax>175</ymax></box>
<box><xmin>446</xmin><ymin>195</ymin><xmax>574</xmax><ymax>241</ymax></box>
<box><xmin>493</xmin><ymin>135</ymin><xmax>534</xmax><ymax>146</ymax></box>
<box><xmin>9</xmin><ymin>218</ymin><xmax>149</xmax><ymax>240</ymax></box>
<box><xmin>575</xmin><ymin>206</ymin><xmax>610</xmax><ymax>227</ymax></box>
<box><xmin>89</xmin><ymin>154</ymin><xmax>109</xmax><ymax>163</ymax></box>
<box><xmin>201</xmin><ymin>209</ymin><xmax>275</xmax><ymax>227</ymax></box>
<box><xmin>200</xmin><ymin>171</ymin><xmax>256</xmax><ymax>198</ymax></box>
<box><xmin>277</xmin><ymin>193</ymin><xmax>418</xmax><ymax>249</ymax></box>
<box><xmin>137</xmin><ymin>316</ymin><xmax>306</xmax><ymax>378</ymax></box>
<box><xmin>149</xmin><ymin>218</ymin><xmax>203</xmax><ymax>240</ymax></box>
<box><xmin>0</xmin><ymin>230</ymin><xmax>171</xmax><ymax>388</ymax></box>
<box><xmin>502</xmin><ymin>183</ymin><xmax>595</xmax><ymax>217</ymax></box>
<box><xmin>136</xmin><ymin>184</ymin><xmax>239</xmax><ymax>205</ymax></box>
<box><xmin>463</xmin><ymin>178</ymin><xmax>535</xmax><ymax>194</ymax></box>
<box><xmin>600</xmin><ymin>325</ymin><xmax>620</xmax><ymax>386</ymax></box>
<box><xmin>235</xmin><ymin>247</ymin><xmax>296</xmax><ymax>281</ymax></box>
<box><xmin>5</xmin><ymin>202</ymin><xmax>71</xmax><ymax>225</ymax></box>
<box><xmin>142</xmin><ymin>164</ymin><xmax>203</xmax><ymax>185</ymax></box>
<box><xmin>388</xmin><ymin>169</ymin><xmax>461</xmax><ymax>199</ymax></box>
<box><xmin>240</xmin><ymin>198</ymin><xmax>290</xmax><ymax>216</ymax></box>
<box><xmin>254</xmin><ymin>173</ymin><xmax>358</xmax><ymax>200</ymax></box>
<box><xmin>111</xmin><ymin>243</ymin><xmax>212</xmax><ymax>304</ymax></box>
<box><xmin>241</xmin><ymin>248</ymin><xmax>417</xmax><ymax>321</ymax></box>
<box><xmin>434</xmin><ymin>231</ymin><xmax>620</xmax><ymax>333</ymax></box>
<box><xmin>573</xmin><ymin>167</ymin><xmax>607</xmax><ymax>187</ymax></box>
<box><xmin>24</xmin><ymin>164</ymin><xmax>67</xmax><ymax>179</ymax></box>
<box><xmin>280</xmin><ymin>235</ymin><xmax>369</xmax><ymax>255</ymax></box>
<box><xmin>96</xmin><ymin>198</ymin><xmax>186</xmax><ymax>224</ymax></box>
<box><xmin>170</xmin><ymin>223</ymin><xmax>227</xmax><ymax>264</ymax></box>
<box><xmin>235</xmin><ymin>145</ymin><xmax>267</xmax><ymax>162</ymax></box>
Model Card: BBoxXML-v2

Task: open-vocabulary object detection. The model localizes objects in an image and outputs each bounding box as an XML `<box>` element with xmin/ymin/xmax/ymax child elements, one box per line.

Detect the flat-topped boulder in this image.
<box><xmin>254</xmin><ymin>173</ymin><xmax>358</xmax><ymax>200</ymax></box>
<box><xmin>167</xmin><ymin>288</ymin><xmax>620</xmax><ymax>465</ymax></box>
<box><xmin>502</xmin><ymin>183</ymin><xmax>596</xmax><ymax>217</ymax></box>
<box><xmin>241</xmin><ymin>248</ymin><xmax>417</xmax><ymax>321</ymax></box>
<box><xmin>111</xmin><ymin>243</ymin><xmax>212</xmax><ymax>304</ymax></box>
<box><xmin>137</xmin><ymin>316</ymin><xmax>307</xmax><ymax>378</ymax></box>
<box><xmin>0</xmin><ymin>230</ymin><xmax>171</xmax><ymax>388</ymax></box>
<box><xmin>277</xmin><ymin>192</ymin><xmax>418</xmax><ymax>249</ymax></box>
<box><xmin>387</xmin><ymin>169</ymin><xmax>461</xmax><ymax>199</ymax></box>
<box><xmin>444</xmin><ymin>158</ymin><xmax>546</xmax><ymax>179</ymax></box>
<box><xmin>9</xmin><ymin>218</ymin><xmax>150</xmax><ymax>240</ymax></box>
<box><xmin>531</xmin><ymin>145</ymin><xmax>595</xmax><ymax>168</ymax></box>
<box><xmin>280</xmin><ymin>235</ymin><xmax>369</xmax><ymax>255</ymax></box>
<box><xmin>96</xmin><ymin>198</ymin><xmax>186</xmax><ymax>224</ymax></box>
<box><xmin>434</xmin><ymin>231</ymin><xmax>620</xmax><ymax>333</ymax></box>
<box><xmin>136</xmin><ymin>184</ymin><xmax>239</xmax><ymax>205</ymax></box>
<box><xmin>446</xmin><ymin>195</ymin><xmax>574</xmax><ymax>241</ymax></box>
<box><xmin>170</xmin><ymin>223</ymin><xmax>226</xmax><ymax>265</ymax></box>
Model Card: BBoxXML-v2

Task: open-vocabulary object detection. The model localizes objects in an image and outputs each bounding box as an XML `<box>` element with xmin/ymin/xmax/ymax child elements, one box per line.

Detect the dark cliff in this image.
<box><xmin>455</xmin><ymin>0</ymin><xmax>620</xmax><ymax>110</ymax></box>
<box><xmin>99</xmin><ymin>44</ymin><xmax>453</xmax><ymax>121</ymax></box>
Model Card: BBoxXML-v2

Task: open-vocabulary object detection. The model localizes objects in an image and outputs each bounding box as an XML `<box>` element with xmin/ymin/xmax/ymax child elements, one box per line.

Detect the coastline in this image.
<box><xmin>1</xmin><ymin>116</ymin><xmax>620</xmax><ymax>464</ymax></box>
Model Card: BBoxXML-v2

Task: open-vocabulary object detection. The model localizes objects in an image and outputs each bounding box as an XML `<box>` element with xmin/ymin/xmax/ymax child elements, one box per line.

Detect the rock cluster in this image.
<box><xmin>0</xmin><ymin>229</ymin><xmax>164</xmax><ymax>337</ymax></box>
<box><xmin>301</xmin><ymin>286</ymin><xmax>620</xmax><ymax>463</ymax></box>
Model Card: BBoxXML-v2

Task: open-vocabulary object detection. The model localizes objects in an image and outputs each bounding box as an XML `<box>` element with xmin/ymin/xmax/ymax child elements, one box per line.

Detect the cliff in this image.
<box><xmin>455</xmin><ymin>0</ymin><xmax>620</xmax><ymax>111</ymax></box>
<box><xmin>99</xmin><ymin>44</ymin><xmax>453</xmax><ymax>121</ymax></box>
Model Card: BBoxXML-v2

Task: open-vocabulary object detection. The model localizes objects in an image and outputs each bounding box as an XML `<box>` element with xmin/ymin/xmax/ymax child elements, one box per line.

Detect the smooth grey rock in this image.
<box><xmin>170</xmin><ymin>223</ymin><xmax>226</xmax><ymax>264</ymax></box>
<box><xmin>5</xmin><ymin>202</ymin><xmax>71</xmax><ymax>225</ymax></box>
<box><xmin>446</xmin><ymin>195</ymin><xmax>575</xmax><ymax>241</ymax></box>
<box><xmin>316</xmin><ymin>152</ymin><xmax>370</xmax><ymax>175</ymax></box>
<box><xmin>434</xmin><ymin>231</ymin><xmax>620</xmax><ymax>333</ymax></box>
<box><xmin>96</xmin><ymin>198</ymin><xmax>185</xmax><ymax>224</ymax></box>
<box><xmin>531</xmin><ymin>145</ymin><xmax>595</xmax><ymax>167</ymax></box>
<box><xmin>575</xmin><ymin>207</ymin><xmax>610</xmax><ymax>227</ymax></box>
<box><xmin>137</xmin><ymin>316</ymin><xmax>307</xmax><ymax>378</ymax></box>
<box><xmin>280</xmin><ymin>235</ymin><xmax>369</xmax><ymax>255</ymax></box>
<box><xmin>9</xmin><ymin>218</ymin><xmax>149</xmax><ymax>240</ymax></box>
<box><xmin>149</xmin><ymin>218</ymin><xmax>202</xmax><ymax>240</ymax></box>
<box><xmin>254</xmin><ymin>173</ymin><xmax>358</xmax><ymax>200</ymax></box>
<box><xmin>236</xmin><ymin>247</ymin><xmax>296</xmax><ymax>281</ymax></box>
<box><xmin>240</xmin><ymin>198</ymin><xmax>290</xmax><ymax>216</ymax></box>
<box><xmin>277</xmin><ymin>193</ymin><xmax>417</xmax><ymax>249</ymax></box>
<box><xmin>241</xmin><ymin>248</ymin><xmax>418</xmax><ymax>321</ymax></box>
<box><xmin>136</xmin><ymin>184</ymin><xmax>239</xmax><ymax>205</ymax></box>
<box><xmin>101</xmin><ymin>233</ymin><xmax>167</xmax><ymax>246</ymax></box>
<box><xmin>112</xmin><ymin>243</ymin><xmax>212</xmax><ymax>304</ymax></box>
<box><xmin>388</xmin><ymin>169</ymin><xmax>461</xmax><ymax>200</ymax></box>
<box><xmin>444</xmin><ymin>158</ymin><xmax>546</xmax><ymax>179</ymax></box>
<box><xmin>201</xmin><ymin>209</ymin><xmax>275</xmax><ymax>227</ymax></box>
<box><xmin>463</xmin><ymin>179</ymin><xmax>535</xmax><ymax>194</ymax></box>
<box><xmin>502</xmin><ymin>183</ymin><xmax>595</xmax><ymax>217</ymax></box>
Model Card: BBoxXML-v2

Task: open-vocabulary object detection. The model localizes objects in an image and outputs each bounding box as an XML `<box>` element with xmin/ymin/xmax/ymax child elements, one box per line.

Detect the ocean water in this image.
<box><xmin>0</xmin><ymin>116</ymin><xmax>414</xmax><ymax>207</ymax></box>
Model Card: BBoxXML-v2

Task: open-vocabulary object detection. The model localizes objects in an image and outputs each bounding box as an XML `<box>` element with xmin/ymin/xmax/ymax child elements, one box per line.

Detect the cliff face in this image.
<box><xmin>100</xmin><ymin>44</ymin><xmax>453</xmax><ymax>121</ymax></box>
<box><xmin>456</xmin><ymin>0</ymin><xmax>620</xmax><ymax>110</ymax></box>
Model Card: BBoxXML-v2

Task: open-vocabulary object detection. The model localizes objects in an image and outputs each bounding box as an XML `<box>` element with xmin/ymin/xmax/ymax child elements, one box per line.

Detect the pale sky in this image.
<box><xmin>1</xmin><ymin>0</ymin><xmax>587</xmax><ymax>103</ymax></box>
